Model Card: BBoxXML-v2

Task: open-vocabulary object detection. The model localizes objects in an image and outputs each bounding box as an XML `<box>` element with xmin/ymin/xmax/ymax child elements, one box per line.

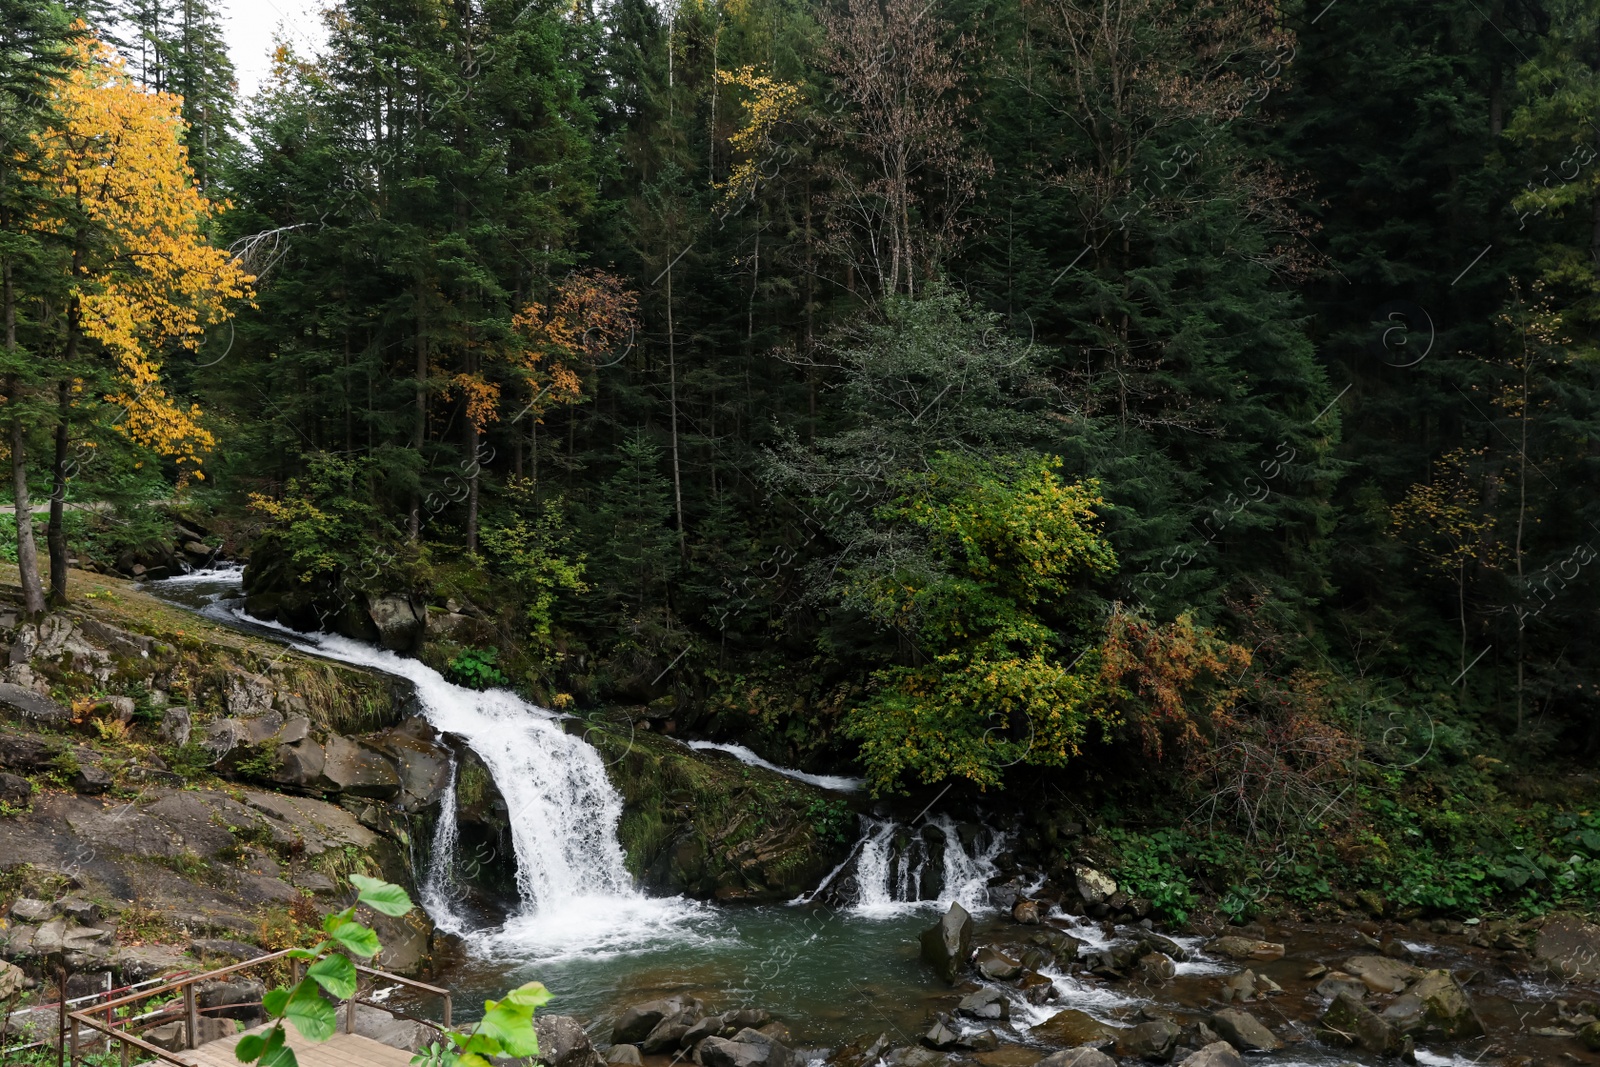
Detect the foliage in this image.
<box><xmin>447</xmin><ymin>647</ymin><xmax>510</xmax><ymax>691</ymax></box>
<box><xmin>1103</xmin><ymin>828</ymin><xmax>1200</xmax><ymax>924</ymax></box>
<box><xmin>480</xmin><ymin>488</ymin><xmax>588</xmax><ymax>651</ymax></box>
<box><xmin>247</xmin><ymin>453</ymin><xmax>383</xmax><ymax>586</ymax></box>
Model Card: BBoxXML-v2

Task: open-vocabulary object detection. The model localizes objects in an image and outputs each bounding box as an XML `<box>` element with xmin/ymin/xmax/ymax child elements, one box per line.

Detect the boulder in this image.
<box><xmin>1030</xmin><ymin>929</ymin><xmax>1082</xmax><ymax>966</ymax></box>
<box><xmin>367</xmin><ymin>595</ymin><xmax>426</xmax><ymax>652</ymax></box>
<box><xmin>920</xmin><ymin>902</ymin><xmax>972</xmax><ymax>984</ymax></box>
<box><xmin>0</xmin><ymin>734</ymin><xmax>58</xmax><ymax>771</ymax></box>
<box><xmin>698</xmin><ymin>1029</ymin><xmax>792</xmax><ymax>1067</ymax></box>
<box><xmin>883</xmin><ymin>1047</ymin><xmax>947</xmax><ymax>1067</ymax></box>
<box><xmin>921</xmin><ymin>1019</ymin><xmax>964</xmax><ymax>1051</ymax></box>
<box><xmin>1136</xmin><ymin>932</ymin><xmax>1189</xmax><ymax>962</ymax></box>
<box><xmin>160</xmin><ymin>706</ymin><xmax>192</xmax><ymax>747</ymax></box>
<box><xmin>1017</xmin><ymin>971</ymin><xmax>1056</xmax><ymax>1005</ymax></box>
<box><xmin>1386</xmin><ymin>970</ymin><xmax>1483</xmax><ymax>1040</ymax></box>
<box><xmin>71</xmin><ymin>764</ymin><xmax>112</xmax><ymax>795</ymax></box>
<box><xmin>958</xmin><ymin>987</ymin><xmax>1010</xmax><ymax>1022</ymax></box>
<box><xmin>0</xmin><ymin>682</ymin><xmax>71</xmax><ymax>724</ymax></box>
<box><xmin>607</xmin><ymin>1046</ymin><xmax>644</xmax><ymax>1066</ymax></box>
<box><xmin>614</xmin><ymin>996</ymin><xmax>703</xmax><ymax>1045</ymax></box>
<box><xmin>0</xmin><ymin>771</ymin><xmax>31</xmax><ymax>807</ymax></box>
<box><xmin>535</xmin><ymin>1014</ymin><xmax>605</xmax><ymax>1067</ymax></box>
<box><xmin>191</xmin><ymin>939</ymin><xmax>266</xmax><ymax>962</ymax></box>
<box><xmin>1208</xmin><ymin>1010</ymin><xmax>1282</xmax><ymax>1053</ymax></box>
<box><xmin>1074</xmin><ymin>866</ymin><xmax>1117</xmax><ymax>906</ymax></box>
<box><xmin>1579</xmin><ymin>1021</ymin><xmax>1600</xmax><ymax>1052</ymax></box>
<box><xmin>642</xmin><ymin>1019</ymin><xmax>696</xmax><ymax>1053</ymax></box>
<box><xmin>1037</xmin><ymin>1049</ymin><xmax>1117</xmax><ymax>1067</ymax></box>
<box><xmin>1013</xmin><ymin>900</ymin><xmax>1042</xmax><ymax>925</ymax></box>
<box><xmin>1136</xmin><ymin>952</ymin><xmax>1176</xmax><ymax>982</ymax></box>
<box><xmin>350</xmin><ymin>1003</ymin><xmax>432</xmax><ymax>1053</ymax></box>
<box><xmin>1343</xmin><ymin>955</ymin><xmax>1422</xmax><ymax>994</ymax></box>
<box><xmin>275</xmin><ymin>738</ymin><xmax>326</xmax><ymax>786</ymax></box>
<box><xmin>9</xmin><ymin>898</ymin><xmax>52</xmax><ymax>922</ymax></box>
<box><xmin>196</xmin><ymin>978</ymin><xmax>267</xmax><ymax>1023</ymax></box>
<box><xmin>60</xmin><ymin>897</ymin><xmax>102</xmax><ymax>924</ymax></box>
<box><xmin>1205</xmin><ymin>936</ymin><xmax>1284</xmax><ymax>961</ymax></box>
<box><xmin>1536</xmin><ymin>914</ymin><xmax>1600</xmax><ymax>981</ymax></box>
<box><xmin>1317</xmin><ymin>991</ymin><xmax>1404</xmax><ymax>1057</ymax></box>
<box><xmin>975</xmin><ymin>947</ymin><xmax>1023</xmax><ymax>981</ymax></box>
<box><xmin>1219</xmin><ymin>972</ymin><xmax>1255</xmax><ymax>1003</ymax></box>
<box><xmin>1175</xmin><ymin>1042</ymin><xmax>1245</xmax><ymax>1067</ymax></box>
<box><xmin>1119</xmin><ymin>1019</ymin><xmax>1181</xmax><ymax>1062</ymax></box>
<box><xmin>1315</xmin><ymin>972</ymin><xmax>1367</xmax><ymax>1002</ymax></box>
<box><xmin>1032</xmin><ymin>1010</ymin><xmax>1120</xmax><ymax>1050</ymax></box>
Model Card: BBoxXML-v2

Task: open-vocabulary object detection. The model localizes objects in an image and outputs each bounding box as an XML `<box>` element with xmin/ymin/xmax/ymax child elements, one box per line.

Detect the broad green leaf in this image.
<box><xmin>283</xmin><ymin>979</ymin><xmax>339</xmax><ymax>1042</ymax></box>
<box><xmin>351</xmin><ymin>874</ymin><xmax>415</xmax><ymax>916</ymax></box>
<box><xmin>262</xmin><ymin>987</ymin><xmax>291</xmax><ymax>1017</ymax></box>
<box><xmin>477</xmin><ymin>1000</ymin><xmax>541</xmax><ymax>1057</ymax></box>
<box><xmin>459</xmin><ymin>1054</ymin><xmax>494</xmax><ymax>1067</ymax></box>
<box><xmin>235</xmin><ymin>1033</ymin><xmax>266</xmax><ymax>1062</ymax></box>
<box><xmin>285</xmin><ymin>947</ymin><xmax>322</xmax><ymax>960</ymax></box>
<box><xmin>329</xmin><ymin>921</ymin><xmax>381</xmax><ymax>958</ymax></box>
<box><xmin>248</xmin><ymin>1025</ymin><xmax>295</xmax><ymax>1067</ymax></box>
<box><xmin>323</xmin><ymin>906</ymin><xmax>356</xmax><ymax>934</ymax></box>
<box><xmin>450</xmin><ymin>1032</ymin><xmax>502</xmax><ymax>1057</ymax></box>
<box><xmin>307</xmin><ymin>953</ymin><xmax>357</xmax><ymax>999</ymax></box>
<box><xmin>501</xmin><ymin>981</ymin><xmax>552</xmax><ymax>1010</ymax></box>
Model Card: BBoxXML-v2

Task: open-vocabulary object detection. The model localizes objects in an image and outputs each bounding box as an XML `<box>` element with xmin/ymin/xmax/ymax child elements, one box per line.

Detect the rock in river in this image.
<box><xmin>1033</xmin><ymin>1010</ymin><xmax>1121</xmax><ymax>1051</ymax></box>
<box><xmin>1380</xmin><ymin>970</ymin><xmax>1483</xmax><ymax>1040</ymax></box>
<box><xmin>1208</xmin><ymin>1009</ymin><xmax>1282</xmax><ymax>1053</ymax></box>
<box><xmin>1537</xmin><ymin>914</ymin><xmax>1600</xmax><ymax>981</ymax></box>
<box><xmin>1317</xmin><ymin>991</ymin><xmax>1404</xmax><ymax>1057</ymax></box>
<box><xmin>1205</xmin><ymin>936</ymin><xmax>1284</xmax><ymax>961</ymax></box>
<box><xmin>1038</xmin><ymin>1049</ymin><xmax>1117</xmax><ymax>1067</ymax></box>
<box><xmin>975</xmin><ymin>947</ymin><xmax>1023</xmax><ymax>981</ymax></box>
<box><xmin>1176</xmin><ymin>1042</ymin><xmax>1245</xmax><ymax>1067</ymax></box>
<box><xmin>921</xmin><ymin>902</ymin><xmax>972</xmax><ymax>984</ymax></box>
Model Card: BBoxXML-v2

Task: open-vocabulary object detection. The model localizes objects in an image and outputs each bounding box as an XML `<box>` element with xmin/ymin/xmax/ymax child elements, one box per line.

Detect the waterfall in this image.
<box><xmin>847</xmin><ymin>815</ymin><xmax>1000</xmax><ymax>915</ymax></box>
<box><xmin>225</xmin><ymin>623</ymin><xmax>694</xmax><ymax>955</ymax></box>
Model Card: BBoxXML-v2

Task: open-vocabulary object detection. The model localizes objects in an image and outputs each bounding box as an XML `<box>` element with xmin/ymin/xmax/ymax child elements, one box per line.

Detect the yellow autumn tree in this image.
<box><xmin>13</xmin><ymin>35</ymin><xmax>252</xmax><ymax>607</ymax></box>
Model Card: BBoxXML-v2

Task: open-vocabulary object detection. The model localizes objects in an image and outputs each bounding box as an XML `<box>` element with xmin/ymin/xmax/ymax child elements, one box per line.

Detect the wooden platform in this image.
<box><xmin>164</xmin><ymin>1024</ymin><xmax>417</xmax><ymax>1067</ymax></box>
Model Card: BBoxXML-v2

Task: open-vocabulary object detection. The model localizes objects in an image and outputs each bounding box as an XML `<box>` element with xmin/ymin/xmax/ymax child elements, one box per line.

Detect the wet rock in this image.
<box><xmin>1029</xmin><ymin>929</ymin><xmax>1082</xmax><ymax>966</ymax></box>
<box><xmin>882</xmin><ymin>1047</ymin><xmax>948</xmax><ymax>1067</ymax></box>
<box><xmin>642</xmin><ymin>1019</ymin><xmax>697</xmax><ymax>1053</ymax></box>
<box><xmin>966</xmin><ymin>1030</ymin><xmax>1001</xmax><ymax>1053</ymax></box>
<box><xmin>1579</xmin><ymin>1021</ymin><xmax>1600</xmax><ymax>1052</ymax></box>
<box><xmin>1074</xmin><ymin>866</ymin><xmax>1118</xmax><ymax>906</ymax></box>
<box><xmin>1537</xmin><ymin>914</ymin><xmax>1600</xmax><ymax>980</ymax></box>
<box><xmin>1219</xmin><ymin>972</ymin><xmax>1255</xmax><ymax>1003</ymax></box>
<box><xmin>975</xmin><ymin>947</ymin><xmax>1023</xmax><ymax>981</ymax></box>
<box><xmin>607</xmin><ymin>1047</ymin><xmax>644</xmax><ymax>1066</ymax></box>
<box><xmin>1013</xmin><ymin>899</ymin><xmax>1042</xmax><ymax>925</ymax></box>
<box><xmin>1205</xmin><ymin>936</ymin><xmax>1284</xmax><ymax>961</ymax></box>
<box><xmin>1118</xmin><ymin>1019</ymin><xmax>1182</xmax><ymax>1062</ymax></box>
<box><xmin>535</xmin><ymin>1014</ymin><xmax>605</xmax><ymax>1067</ymax></box>
<box><xmin>1032</xmin><ymin>1009</ymin><xmax>1121</xmax><ymax>1050</ymax></box>
<box><xmin>1387</xmin><ymin>970</ymin><xmax>1483</xmax><ymax>1040</ymax></box>
<box><xmin>1208</xmin><ymin>1009</ymin><xmax>1282</xmax><ymax>1053</ymax></box>
<box><xmin>1343</xmin><ymin>955</ymin><xmax>1422</xmax><ymax>994</ymax></box>
<box><xmin>1315</xmin><ymin>972</ymin><xmax>1368</xmax><ymax>1001</ymax></box>
<box><xmin>1037</xmin><ymin>1049</ymin><xmax>1117</xmax><ymax>1067</ymax></box>
<box><xmin>683</xmin><ymin>1014</ymin><xmax>730</xmax><ymax>1046</ymax></box>
<box><xmin>921</xmin><ymin>1019</ymin><xmax>964</xmax><ymax>1051</ymax></box>
<box><xmin>614</xmin><ymin>996</ymin><xmax>704</xmax><ymax>1045</ymax></box>
<box><xmin>958</xmin><ymin>987</ymin><xmax>1011</xmax><ymax>1022</ymax></box>
<box><xmin>1136</xmin><ymin>932</ymin><xmax>1188</xmax><ymax>962</ymax></box>
<box><xmin>1136</xmin><ymin>952</ymin><xmax>1176</xmax><ymax>982</ymax></box>
<box><xmin>1317</xmin><ymin>991</ymin><xmax>1403</xmax><ymax>1057</ymax></box>
<box><xmin>1017</xmin><ymin>971</ymin><xmax>1056</xmax><ymax>1005</ymax></box>
<box><xmin>71</xmin><ymin>764</ymin><xmax>112</xmax><ymax>795</ymax></box>
<box><xmin>0</xmin><ymin>771</ymin><xmax>31</xmax><ymax>807</ymax></box>
<box><xmin>318</xmin><ymin>735</ymin><xmax>402</xmax><ymax>798</ymax></box>
<box><xmin>1175</xmin><ymin>1042</ymin><xmax>1245</xmax><ymax>1067</ymax></box>
<box><xmin>727</xmin><ymin>1009</ymin><xmax>774</xmax><ymax>1032</ymax></box>
<box><xmin>920</xmin><ymin>902</ymin><xmax>973</xmax><ymax>984</ymax></box>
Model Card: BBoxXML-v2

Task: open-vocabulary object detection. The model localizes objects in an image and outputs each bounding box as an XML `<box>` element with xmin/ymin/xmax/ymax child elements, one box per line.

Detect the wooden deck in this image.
<box><xmin>165</xmin><ymin>1024</ymin><xmax>417</xmax><ymax>1067</ymax></box>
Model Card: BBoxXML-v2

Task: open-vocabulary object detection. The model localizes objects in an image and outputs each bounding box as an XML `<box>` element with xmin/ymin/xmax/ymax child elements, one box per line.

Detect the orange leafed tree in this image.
<box><xmin>31</xmin><ymin>36</ymin><xmax>254</xmax><ymax>472</ymax></box>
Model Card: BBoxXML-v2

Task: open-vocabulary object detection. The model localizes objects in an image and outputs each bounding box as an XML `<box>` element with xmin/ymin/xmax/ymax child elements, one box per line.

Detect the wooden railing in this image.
<box><xmin>65</xmin><ymin>949</ymin><xmax>452</xmax><ymax>1066</ymax></box>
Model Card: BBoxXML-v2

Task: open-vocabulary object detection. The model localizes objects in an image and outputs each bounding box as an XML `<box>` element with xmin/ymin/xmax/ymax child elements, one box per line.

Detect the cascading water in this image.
<box><xmin>223</xmin><ymin>620</ymin><xmax>696</xmax><ymax>959</ymax></box>
<box><xmin>842</xmin><ymin>815</ymin><xmax>1002</xmax><ymax>915</ymax></box>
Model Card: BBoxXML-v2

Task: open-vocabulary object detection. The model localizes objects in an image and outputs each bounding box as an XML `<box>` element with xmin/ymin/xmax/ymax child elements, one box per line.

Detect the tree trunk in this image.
<box><xmin>2</xmin><ymin>264</ymin><xmax>44</xmax><ymax>615</ymax></box>
<box><xmin>410</xmin><ymin>304</ymin><xmax>426</xmax><ymax>540</ymax></box>
<box><xmin>48</xmin><ymin>379</ymin><xmax>70</xmax><ymax>605</ymax></box>
<box><xmin>666</xmin><ymin>265</ymin><xmax>686</xmax><ymax>558</ymax></box>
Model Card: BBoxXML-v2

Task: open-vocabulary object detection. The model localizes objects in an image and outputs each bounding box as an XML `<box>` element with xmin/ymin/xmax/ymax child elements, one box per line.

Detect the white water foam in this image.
<box><xmin>684</xmin><ymin>740</ymin><xmax>863</xmax><ymax>792</ymax></box>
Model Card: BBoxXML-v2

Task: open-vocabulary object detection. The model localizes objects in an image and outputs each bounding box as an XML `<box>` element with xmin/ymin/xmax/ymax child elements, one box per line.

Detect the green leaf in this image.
<box><xmin>458</xmin><ymin>1055</ymin><xmax>494</xmax><ymax>1067</ymax></box>
<box><xmin>244</xmin><ymin>1025</ymin><xmax>296</xmax><ymax>1067</ymax></box>
<box><xmin>351</xmin><ymin>874</ymin><xmax>415</xmax><ymax>917</ymax></box>
<box><xmin>283</xmin><ymin>979</ymin><xmax>339</xmax><ymax>1042</ymax></box>
<box><xmin>235</xmin><ymin>1033</ymin><xmax>266</xmax><ymax>1062</ymax></box>
<box><xmin>477</xmin><ymin>998</ymin><xmax>541</xmax><ymax>1057</ymax></box>
<box><xmin>262</xmin><ymin>987</ymin><xmax>291</xmax><ymax>1018</ymax></box>
<box><xmin>329</xmin><ymin>921</ymin><xmax>381</xmax><ymax>958</ymax></box>
<box><xmin>307</xmin><ymin>953</ymin><xmax>357</xmax><ymax>999</ymax></box>
<box><xmin>501</xmin><ymin>981</ymin><xmax>552</xmax><ymax>1010</ymax></box>
<box><xmin>323</xmin><ymin>907</ymin><xmax>356</xmax><ymax>934</ymax></box>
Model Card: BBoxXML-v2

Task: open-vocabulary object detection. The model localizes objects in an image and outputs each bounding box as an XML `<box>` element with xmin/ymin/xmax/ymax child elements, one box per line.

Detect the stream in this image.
<box><xmin>149</xmin><ymin>569</ymin><xmax>1600</xmax><ymax>1067</ymax></box>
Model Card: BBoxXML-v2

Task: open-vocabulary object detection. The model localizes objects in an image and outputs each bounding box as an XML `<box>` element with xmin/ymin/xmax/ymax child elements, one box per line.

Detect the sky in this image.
<box><xmin>219</xmin><ymin>0</ymin><xmax>329</xmax><ymax>99</ymax></box>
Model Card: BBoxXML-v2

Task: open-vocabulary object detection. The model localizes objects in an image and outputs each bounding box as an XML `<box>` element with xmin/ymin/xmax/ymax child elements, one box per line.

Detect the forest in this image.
<box><xmin>3</xmin><ymin>0</ymin><xmax>1600</xmax><ymax>919</ymax></box>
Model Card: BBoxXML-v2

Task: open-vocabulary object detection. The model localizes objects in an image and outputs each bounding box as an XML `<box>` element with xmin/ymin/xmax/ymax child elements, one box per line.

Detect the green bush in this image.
<box><xmin>448</xmin><ymin>647</ymin><xmax>509</xmax><ymax>690</ymax></box>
